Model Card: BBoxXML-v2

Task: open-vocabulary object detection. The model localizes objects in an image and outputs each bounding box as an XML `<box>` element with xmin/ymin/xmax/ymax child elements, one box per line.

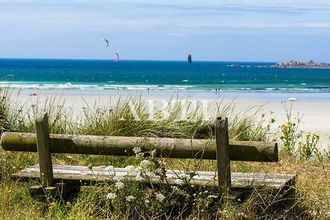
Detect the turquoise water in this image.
<box><xmin>1</xmin><ymin>58</ymin><xmax>330</xmax><ymax>92</ymax></box>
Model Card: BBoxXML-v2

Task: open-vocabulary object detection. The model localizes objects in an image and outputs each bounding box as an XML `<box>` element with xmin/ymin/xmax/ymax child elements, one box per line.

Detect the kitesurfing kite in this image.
<box><xmin>103</xmin><ymin>38</ymin><xmax>109</xmax><ymax>47</ymax></box>
<box><xmin>187</xmin><ymin>54</ymin><xmax>192</xmax><ymax>63</ymax></box>
<box><xmin>103</xmin><ymin>38</ymin><xmax>120</xmax><ymax>62</ymax></box>
<box><xmin>115</xmin><ymin>52</ymin><xmax>120</xmax><ymax>62</ymax></box>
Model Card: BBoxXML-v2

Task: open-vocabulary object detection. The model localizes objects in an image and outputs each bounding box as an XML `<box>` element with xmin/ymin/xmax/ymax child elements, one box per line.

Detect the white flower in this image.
<box><xmin>132</xmin><ymin>147</ymin><xmax>141</xmax><ymax>154</ymax></box>
<box><xmin>140</xmin><ymin>159</ymin><xmax>151</xmax><ymax>168</ymax></box>
<box><xmin>207</xmin><ymin>195</ymin><xmax>218</xmax><ymax>199</ymax></box>
<box><xmin>181</xmin><ymin>173</ymin><xmax>191</xmax><ymax>179</ymax></box>
<box><xmin>113</xmin><ymin>175</ymin><xmax>123</xmax><ymax>182</ymax></box>
<box><xmin>145</xmin><ymin>199</ymin><xmax>150</xmax><ymax>204</ymax></box>
<box><xmin>174</xmin><ymin>179</ymin><xmax>184</xmax><ymax>185</ymax></box>
<box><xmin>171</xmin><ymin>186</ymin><xmax>179</xmax><ymax>191</ymax></box>
<box><xmin>155</xmin><ymin>193</ymin><xmax>165</xmax><ymax>202</ymax></box>
<box><xmin>115</xmin><ymin>181</ymin><xmax>124</xmax><ymax>190</ymax></box>
<box><xmin>106</xmin><ymin>192</ymin><xmax>116</xmax><ymax>200</ymax></box>
<box><xmin>126</xmin><ymin>195</ymin><xmax>135</xmax><ymax>202</ymax></box>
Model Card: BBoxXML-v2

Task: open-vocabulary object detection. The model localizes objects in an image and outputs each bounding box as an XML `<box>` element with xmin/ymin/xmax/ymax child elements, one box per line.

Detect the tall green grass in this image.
<box><xmin>1</xmin><ymin>92</ymin><xmax>271</xmax><ymax>142</ymax></box>
<box><xmin>0</xmin><ymin>88</ymin><xmax>329</xmax><ymax>219</ymax></box>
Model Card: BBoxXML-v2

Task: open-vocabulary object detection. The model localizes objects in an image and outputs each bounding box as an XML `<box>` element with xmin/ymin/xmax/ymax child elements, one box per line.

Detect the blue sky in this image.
<box><xmin>1</xmin><ymin>0</ymin><xmax>330</xmax><ymax>62</ymax></box>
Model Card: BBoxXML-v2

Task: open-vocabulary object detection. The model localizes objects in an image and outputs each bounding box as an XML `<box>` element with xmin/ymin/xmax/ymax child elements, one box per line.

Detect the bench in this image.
<box><xmin>1</xmin><ymin>113</ymin><xmax>296</xmax><ymax>200</ymax></box>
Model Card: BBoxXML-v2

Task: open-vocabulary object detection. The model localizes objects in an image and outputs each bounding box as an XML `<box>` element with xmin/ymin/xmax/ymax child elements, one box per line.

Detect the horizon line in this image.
<box><xmin>0</xmin><ymin>57</ymin><xmax>283</xmax><ymax>63</ymax></box>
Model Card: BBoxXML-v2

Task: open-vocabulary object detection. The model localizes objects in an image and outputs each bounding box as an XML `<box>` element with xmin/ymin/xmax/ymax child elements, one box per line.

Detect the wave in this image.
<box><xmin>0</xmin><ymin>81</ymin><xmax>194</xmax><ymax>91</ymax></box>
<box><xmin>0</xmin><ymin>81</ymin><xmax>330</xmax><ymax>93</ymax></box>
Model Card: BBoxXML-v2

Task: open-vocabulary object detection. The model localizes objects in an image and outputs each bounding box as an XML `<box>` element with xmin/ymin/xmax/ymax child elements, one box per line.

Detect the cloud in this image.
<box><xmin>1</xmin><ymin>0</ymin><xmax>330</xmax><ymax>35</ymax></box>
<box><xmin>0</xmin><ymin>0</ymin><xmax>330</xmax><ymax>60</ymax></box>
<box><xmin>2</xmin><ymin>0</ymin><xmax>330</xmax><ymax>8</ymax></box>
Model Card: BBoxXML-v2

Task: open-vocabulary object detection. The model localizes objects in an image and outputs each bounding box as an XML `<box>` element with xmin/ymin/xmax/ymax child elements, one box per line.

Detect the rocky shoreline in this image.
<box><xmin>271</xmin><ymin>60</ymin><xmax>330</xmax><ymax>69</ymax></box>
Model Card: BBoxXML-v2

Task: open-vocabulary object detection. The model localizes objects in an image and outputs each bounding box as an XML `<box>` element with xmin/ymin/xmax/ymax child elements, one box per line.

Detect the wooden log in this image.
<box><xmin>215</xmin><ymin>117</ymin><xmax>231</xmax><ymax>189</ymax></box>
<box><xmin>1</xmin><ymin>132</ymin><xmax>278</xmax><ymax>162</ymax></box>
<box><xmin>35</xmin><ymin>113</ymin><xmax>54</xmax><ymax>188</ymax></box>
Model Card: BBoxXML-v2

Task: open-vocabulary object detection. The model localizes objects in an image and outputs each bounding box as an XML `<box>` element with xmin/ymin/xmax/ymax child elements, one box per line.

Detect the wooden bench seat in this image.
<box><xmin>12</xmin><ymin>164</ymin><xmax>296</xmax><ymax>189</ymax></box>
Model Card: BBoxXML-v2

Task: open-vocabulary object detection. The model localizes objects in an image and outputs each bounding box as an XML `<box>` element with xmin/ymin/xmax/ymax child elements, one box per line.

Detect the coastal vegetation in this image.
<box><xmin>0</xmin><ymin>89</ymin><xmax>329</xmax><ymax>219</ymax></box>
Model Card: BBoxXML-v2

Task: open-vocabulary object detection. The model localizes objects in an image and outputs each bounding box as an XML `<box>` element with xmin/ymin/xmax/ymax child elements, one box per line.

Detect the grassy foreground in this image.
<box><xmin>0</xmin><ymin>92</ymin><xmax>329</xmax><ymax>219</ymax></box>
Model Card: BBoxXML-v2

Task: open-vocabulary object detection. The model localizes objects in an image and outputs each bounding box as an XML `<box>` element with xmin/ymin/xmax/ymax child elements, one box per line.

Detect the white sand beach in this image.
<box><xmin>8</xmin><ymin>88</ymin><xmax>330</xmax><ymax>151</ymax></box>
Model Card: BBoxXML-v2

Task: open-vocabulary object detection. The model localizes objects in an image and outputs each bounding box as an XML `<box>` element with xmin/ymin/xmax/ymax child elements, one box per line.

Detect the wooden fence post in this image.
<box><xmin>215</xmin><ymin>117</ymin><xmax>231</xmax><ymax>191</ymax></box>
<box><xmin>35</xmin><ymin>113</ymin><xmax>54</xmax><ymax>188</ymax></box>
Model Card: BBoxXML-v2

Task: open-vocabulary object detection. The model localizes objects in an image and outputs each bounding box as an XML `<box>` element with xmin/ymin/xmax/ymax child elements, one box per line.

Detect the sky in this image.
<box><xmin>1</xmin><ymin>0</ymin><xmax>330</xmax><ymax>62</ymax></box>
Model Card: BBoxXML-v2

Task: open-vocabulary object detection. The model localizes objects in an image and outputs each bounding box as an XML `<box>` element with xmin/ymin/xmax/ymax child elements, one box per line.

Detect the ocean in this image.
<box><xmin>1</xmin><ymin>58</ymin><xmax>330</xmax><ymax>93</ymax></box>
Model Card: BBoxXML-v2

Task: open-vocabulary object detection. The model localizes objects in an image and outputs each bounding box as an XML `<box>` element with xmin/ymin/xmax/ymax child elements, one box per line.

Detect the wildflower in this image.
<box><xmin>155</xmin><ymin>193</ymin><xmax>165</xmax><ymax>202</ymax></box>
<box><xmin>126</xmin><ymin>195</ymin><xmax>135</xmax><ymax>202</ymax></box>
<box><xmin>115</xmin><ymin>181</ymin><xmax>124</xmax><ymax>190</ymax></box>
<box><xmin>106</xmin><ymin>192</ymin><xmax>116</xmax><ymax>200</ymax></box>
<box><xmin>174</xmin><ymin>179</ymin><xmax>184</xmax><ymax>185</ymax></box>
<box><xmin>113</xmin><ymin>176</ymin><xmax>123</xmax><ymax>182</ymax></box>
<box><xmin>133</xmin><ymin>147</ymin><xmax>141</xmax><ymax>154</ymax></box>
<box><xmin>207</xmin><ymin>195</ymin><xmax>218</xmax><ymax>199</ymax></box>
<box><xmin>140</xmin><ymin>159</ymin><xmax>151</xmax><ymax>168</ymax></box>
<box><xmin>171</xmin><ymin>186</ymin><xmax>179</xmax><ymax>191</ymax></box>
<box><xmin>180</xmin><ymin>173</ymin><xmax>191</xmax><ymax>179</ymax></box>
<box><xmin>237</xmin><ymin>212</ymin><xmax>248</xmax><ymax>218</ymax></box>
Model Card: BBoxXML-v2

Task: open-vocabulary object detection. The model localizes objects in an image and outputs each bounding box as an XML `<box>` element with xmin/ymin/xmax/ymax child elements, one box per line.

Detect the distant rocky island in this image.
<box><xmin>272</xmin><ymin>60</ymin><xmax>330</xmax><ymax>69</ymax></box>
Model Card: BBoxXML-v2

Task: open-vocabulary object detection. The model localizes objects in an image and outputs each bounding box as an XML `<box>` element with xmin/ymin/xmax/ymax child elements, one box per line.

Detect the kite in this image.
<box><xmin>115</xmin><ymin>52</ymin><xmax>120</xmax><ymax>62</ymax></box>
<box><xmin>103</xmin><ymin>38</ymin><xmax>109</xmax><ymax>47</ymax></box>
<box><xmin>187</xmin><ymin>54</ymin><xmax>192</xmax><ymax>63</ymax></box>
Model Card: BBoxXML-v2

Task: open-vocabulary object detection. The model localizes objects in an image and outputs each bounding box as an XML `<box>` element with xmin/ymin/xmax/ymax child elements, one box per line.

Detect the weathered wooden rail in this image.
<box><xmin>1</xmin><ymin>113</ymin><xmax>296</xmax><ymax>200</ymax></box>
<box><xmin>2</xmin><ymin>134</ymin><xmax>278</xmax><ymax>161</ymax></box>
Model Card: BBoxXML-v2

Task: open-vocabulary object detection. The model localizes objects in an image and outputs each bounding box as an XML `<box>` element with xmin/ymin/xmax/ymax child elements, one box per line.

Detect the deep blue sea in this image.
<box><xmin>1</xmin><ymin>58</ymin><xmax>330</xmax><ymax>92</ymax></box>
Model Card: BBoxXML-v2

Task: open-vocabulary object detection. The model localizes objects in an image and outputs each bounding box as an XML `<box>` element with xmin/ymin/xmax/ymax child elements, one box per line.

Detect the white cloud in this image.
<box><xmin>0</xmin><ymin>0</ymin><xmax>330</xmax><ymax>33</ymax></box>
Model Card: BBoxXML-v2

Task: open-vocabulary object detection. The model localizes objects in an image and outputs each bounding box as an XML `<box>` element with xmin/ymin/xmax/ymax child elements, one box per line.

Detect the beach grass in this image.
<box><xmin>0</xmin><ymin>89</ymin><xmax>329</xmax><ymax>219</ymax></box>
